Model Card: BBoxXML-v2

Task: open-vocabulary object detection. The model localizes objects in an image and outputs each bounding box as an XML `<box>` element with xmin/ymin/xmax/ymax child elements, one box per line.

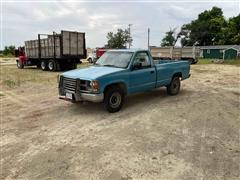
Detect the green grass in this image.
<box><xmin>3</xmin><ymin>79</ymin><xmax>16</xmax><ymax>87</ymax></box>
<box><xmin>0</xmin><ymin>63</ymin><xmax>90</xmax><ymax>90</ymax></box>
<box><xmin>197</xmin><ymin>59</ymin><xmax>213</xmax><ymax>65</ymax></box>
<box><xmin>0</xmin><ymin>54</ymin><xmax>15</xmax><ymax>58</ymax></box>
<box><xmin>198</xmin><ymin>58</ymin><xmax>240</xmax><ymax>66</ymax></box>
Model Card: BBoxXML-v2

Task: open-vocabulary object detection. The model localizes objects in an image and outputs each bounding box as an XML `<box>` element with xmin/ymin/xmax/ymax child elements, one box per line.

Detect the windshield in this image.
<box><xmin>95</xmin><ymin>51</ymin><xmax>133</xmax><ymax>68</ymax></box>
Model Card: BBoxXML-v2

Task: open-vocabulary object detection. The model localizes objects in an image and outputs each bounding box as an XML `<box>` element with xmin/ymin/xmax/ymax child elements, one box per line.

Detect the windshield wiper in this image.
<box><xmin>103</xmin><ymin>64</ymin><xmax>117</xmax><ymax>67</ymax></box>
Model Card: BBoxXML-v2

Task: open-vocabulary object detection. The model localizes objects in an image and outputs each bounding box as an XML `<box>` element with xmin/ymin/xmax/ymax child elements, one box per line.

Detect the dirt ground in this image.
<box><xmin>1</xmin><ymin>60</ymin><xmax>240</xmax><ymax>179</ymax></box>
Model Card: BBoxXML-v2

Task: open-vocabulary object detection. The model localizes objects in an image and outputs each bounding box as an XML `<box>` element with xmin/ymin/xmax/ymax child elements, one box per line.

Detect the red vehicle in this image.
<box><xmin>87</xmin><ymin>48</ymin><xmax>107</xmax><ymax>64</ymax></box>
<box><xmin>96</xmin><ymin>48</ymin><xmax>107</xmax><ymax>59</ymax></box>
<box><xmin>15</xmin><ymin>47</ymin><xmax>29</xmax><ymax>69</ymax></box>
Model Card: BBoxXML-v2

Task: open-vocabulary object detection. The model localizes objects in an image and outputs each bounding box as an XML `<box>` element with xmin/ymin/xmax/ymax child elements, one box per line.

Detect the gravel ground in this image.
<box><xmin>1</xmin><ymin>63</ymin><xmax>240</xmax><ymax>179</ymax></box>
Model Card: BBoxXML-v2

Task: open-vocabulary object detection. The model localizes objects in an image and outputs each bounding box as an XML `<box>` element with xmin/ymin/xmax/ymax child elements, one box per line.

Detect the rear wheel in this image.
<box><xmin>167</xmin><ymin>76</ymin><xmax>181</xmax><ymax>95</ymax></box>
<box><xmin>56</xmin><ymin>61</ymin><xmax>61</xmax><ymax>71</ymax></box>
<box><xmin>191</xmin><ymin>59</ymin><xmax>198</xmax><ymax>64</ymax></box>
<box><xmin>104</xmin><ymin>86</ymin><xmax>124</xmax><ymax>113</ymax></box>
<box><xmin>48</xmin><ymin>60</ymin><xmax>56</xmax><ymax>71</ymax></box>
<box><xmin>41</xmin><ymin>60</ymin><xmax>48</xmax><ymax>71</ymax></box>
<box><xmin>17</xmin><ymin>61</ymin><xmax>24</xmax><ymax>69</ymax></box>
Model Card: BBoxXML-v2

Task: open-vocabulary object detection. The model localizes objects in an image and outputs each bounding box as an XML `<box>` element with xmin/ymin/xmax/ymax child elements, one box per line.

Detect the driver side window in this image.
<box><xmin>134</xmin><ymin>52</ymin><xmax>151</xmax><ymax>68</ymax></box>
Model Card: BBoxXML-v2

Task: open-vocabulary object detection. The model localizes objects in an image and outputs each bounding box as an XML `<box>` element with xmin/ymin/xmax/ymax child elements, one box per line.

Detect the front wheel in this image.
<box><xmin>167</xmin><ymin>77</ymin><xmax>181</xmax><ymax>95</ymax></box>
<box><xmin>17</xmin><ymin>61</ymin><xmax>24</xmax><ymax>69</ymax></box>
<box><xmin>41</xmin><ymin>60</ymin><xmax>48</xmax><ymax>71</ymax></box>
<box><xmin>88</xmin><ymin>58</ymin><xmax>93</xmax><ymax>63</ymax></box>
<box><xmin>104</xmin><ymin>86</ymin><xmax>124</xmax><ymax>113</ymax></box>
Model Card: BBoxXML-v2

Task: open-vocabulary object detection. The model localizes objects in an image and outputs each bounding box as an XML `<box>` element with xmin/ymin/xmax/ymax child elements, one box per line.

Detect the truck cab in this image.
<box><xmin>59</xmin><ymin>49</ymin><xmax>190</xmax><ymax>112</ymax></box>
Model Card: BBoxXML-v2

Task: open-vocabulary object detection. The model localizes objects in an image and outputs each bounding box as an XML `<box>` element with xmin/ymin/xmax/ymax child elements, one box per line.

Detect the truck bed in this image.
<box><xmin>25</xmin><ymin>30</ymin><xmax>86</xmax><ymax>60</ymax></box>
<box><xmin>154</xmin><ymin>59</ymin><xmax>190</xmax><ymax>87</ymax></box>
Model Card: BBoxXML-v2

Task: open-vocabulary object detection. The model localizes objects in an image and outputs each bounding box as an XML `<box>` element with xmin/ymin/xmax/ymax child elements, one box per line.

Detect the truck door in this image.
<box><xmin>129</xmin><ymin>52</ymin><xmax>156</xmax><ymax>94</ymax></box>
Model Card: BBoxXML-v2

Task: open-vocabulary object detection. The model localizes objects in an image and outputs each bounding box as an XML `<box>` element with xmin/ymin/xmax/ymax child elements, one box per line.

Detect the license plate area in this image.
<box><xmin>65</xmin><ymin>92</ymin><xmax>73</xmax><ymax>100</ymax></box>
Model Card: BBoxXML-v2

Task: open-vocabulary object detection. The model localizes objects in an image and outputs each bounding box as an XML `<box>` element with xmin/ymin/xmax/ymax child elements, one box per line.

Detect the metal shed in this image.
<box><xmin>200</xmin><ymin>45</ymin><xmax>240</xmax><ymax>60</ymax></box>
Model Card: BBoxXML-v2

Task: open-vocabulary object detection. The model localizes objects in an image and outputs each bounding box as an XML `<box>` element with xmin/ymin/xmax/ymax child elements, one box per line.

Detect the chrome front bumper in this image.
<box><xmin>59</xmin><ymin>92</ymin><xmax>104</xmax><ymax>103</ymax></box>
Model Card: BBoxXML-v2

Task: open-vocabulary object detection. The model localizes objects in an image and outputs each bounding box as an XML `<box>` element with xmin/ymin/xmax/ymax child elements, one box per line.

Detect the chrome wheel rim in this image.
<box><xmin>41</xmin><ymin>61</ymin><xmax>45</xmax><ymax>69</ymax></box>
<box><xmin>109</xmin><ymin>92</ymin><xmax>121</xmax><ymax>108</ymax></box>
<box><xmin>48</xmin><ymin>61</ymin><xmax>53</xmax><ymax>70</ymax></box>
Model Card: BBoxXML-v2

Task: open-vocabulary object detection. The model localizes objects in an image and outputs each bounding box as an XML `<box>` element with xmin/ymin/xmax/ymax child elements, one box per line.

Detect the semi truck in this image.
<box><xmin>58</xmin><ymin>49</ymin><xmax>191</xmax><ymax>112</ymax></box>
<box><xmin>16</xmin><ymin>30</ymin><xmax>87</xmax><ymax>71</ymax></box>
<box><xmin>150</xmin><ymin>46</ymin><xmax>200</xmax><ymax>64</ymax></box>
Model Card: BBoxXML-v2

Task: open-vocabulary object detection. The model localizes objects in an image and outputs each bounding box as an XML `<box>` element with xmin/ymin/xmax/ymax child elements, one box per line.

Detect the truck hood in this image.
<box><xmin>61</xmin><ymin>66</ymin><xmax>125</xmax><ymax>80</ymax></box>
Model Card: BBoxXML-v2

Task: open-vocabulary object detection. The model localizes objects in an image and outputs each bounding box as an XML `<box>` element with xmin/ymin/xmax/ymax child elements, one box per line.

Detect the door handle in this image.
<box><xmin>150</xmin><ymin>71</ymin><xmax>154</xmax><ymax>74</ymax></box>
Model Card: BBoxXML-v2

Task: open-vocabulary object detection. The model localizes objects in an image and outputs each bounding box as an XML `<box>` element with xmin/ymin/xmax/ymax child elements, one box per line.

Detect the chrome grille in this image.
<box><xmin>62</xmin><ymin>77</ymin><xmax>77</xmax><ymax>92</ymax></box>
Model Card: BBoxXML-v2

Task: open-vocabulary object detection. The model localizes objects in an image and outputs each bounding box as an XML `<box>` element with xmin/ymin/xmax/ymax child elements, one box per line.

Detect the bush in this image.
<box><xmin>3</xmin><ymin>45</ymin><xmax>15</xmax><ymax>56</ymax></box>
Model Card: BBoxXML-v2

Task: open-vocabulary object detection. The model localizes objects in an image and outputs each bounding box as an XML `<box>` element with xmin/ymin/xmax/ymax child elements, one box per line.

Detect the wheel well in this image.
<box><xmin>104</xmin><ymin>83</ymin><xmax>127</xmax><ymax>95</ymax></box>
<box><xmin>173</xmin><ymin>72</ymin><xmax>182</xmax><ymax>78</ymax></box>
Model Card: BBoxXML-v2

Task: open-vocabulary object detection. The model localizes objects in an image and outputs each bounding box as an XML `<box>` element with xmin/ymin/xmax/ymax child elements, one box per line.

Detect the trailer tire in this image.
<box><xmin>48</xmin><ymin>60</ymin><xmax>56</xmax><ymax>71</ymax></box>
<box><xmin>56</xmin><ymin>62</ymin><xmax>61</xmax><ymax>71</ymax></box>
<box><xmin>17</xmin><ymin>60</ymin><xmax>24</xmax><ymax>69</ymax></box>
<box><xmin>167</xmin><ymin>76</ymin><xmax>181</xmax><ymax>95</ymax></box>
<box><xmin>41</xmin><ymin>60</ymin><xmax>48</xmax><ymax>71</ymax></box>
<box><xmin>72</xmin><ymin>62</ymin><xmax>77</xmax><ymax>69</ymax></box>
<box><xmin>104</xmin><ymin>86</ymin><xmax>124</xmax><ymax>113</ymax></box>
<box><xmin>192</xmin><ymin>59</ymin><xmax>198</xmax><ymax>64</ymax></box>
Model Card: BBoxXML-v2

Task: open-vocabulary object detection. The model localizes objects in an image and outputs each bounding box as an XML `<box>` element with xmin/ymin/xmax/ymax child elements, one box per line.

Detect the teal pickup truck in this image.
<box><xmin>58</xmin><ymin>49</ymin><xmax>190</xmax><ymax>112</ymax></box>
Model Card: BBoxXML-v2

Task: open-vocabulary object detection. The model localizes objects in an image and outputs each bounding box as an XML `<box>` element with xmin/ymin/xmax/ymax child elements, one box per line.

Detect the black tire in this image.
<box><xmin>48</xmin><ymin>60</ymin><xmax>56</xmax><ymax>71</ymax></box>
<box><xmin>192</xmin><ymin>59</ymin><xmax>198</xmax><ymax>64</ymax></box>
<box><xmin>167</xmin><ymin>76</ymin><xmax>181</xmax><ymax>95</ymax></box>
<box><xmin>56</xmin><ymin>62</ymin><xmax>61</xmax><ymax>71</ymax></box>
<box><xmin>41</xmin><ymin>60</ymin><xmax>48</xmax><ymax>71</ymax></box>
<box><xmin>37</xmin><ymin>63</ymin><xmax>41</xmax><ymax>69</ymax></box>
<box><xmin>104</xmin><ymin>86</ymin><xmax>124</xmax><ymax>113</ymax></box>
<box><xmin>17</xmin><ymin>61</ymin><xmax>24</xmax><ymax>69</ymax></box>
<box><xmin>88</xmin><ymin>58</ymin><xmax>93</xmax><ymax>63</ymax></box>
<box><xmin>72</xmin><ymin>62</ymin><xmax>77</xmax><ymax>69</ymax></box>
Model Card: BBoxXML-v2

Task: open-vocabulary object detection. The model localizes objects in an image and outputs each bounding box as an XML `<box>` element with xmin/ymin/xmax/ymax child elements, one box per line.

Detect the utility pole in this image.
<box><xmin>148</xmin><ymin>28</ymin><xmax>150</xmax><ymax>50</ymax></box>
<box><xmin>128</xmin><ymin>24</ymin><xmax>132</xmax><ymax>49</ymax></box>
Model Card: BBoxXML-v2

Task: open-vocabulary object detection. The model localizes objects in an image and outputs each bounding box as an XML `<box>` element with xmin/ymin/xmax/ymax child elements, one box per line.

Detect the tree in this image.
<box><xmin>106</xmin><ymin>29</ymin><xmax>132</xmax><ymax>48</ymax></box>
<box><xmin>180</xmin><ymin>6</ymin><xmax>226</xmax><ymax>46</ymax></box>
<box><xmin>161</xmin><ymin>28</ymin><xmax>181</xmax><ymax>47</ymax></box>
<box><xmin>3</xmin><ymin>45</ymin><xmax>16</xmax><ymax>56</ymax></box>
<box><xmin>221</xmin><ymin>14</ymin><xmax>240</xmax><ymax>44</ymax></box>
<box><xmin>161</xmin><ymin>30</ymin><xmax>175</xmax><ymax>46</ymax></box>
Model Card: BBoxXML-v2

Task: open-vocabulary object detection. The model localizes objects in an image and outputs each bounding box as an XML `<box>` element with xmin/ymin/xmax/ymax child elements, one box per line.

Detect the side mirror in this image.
<box><xmin>133</xmin><ymin>62</ymin><xmax>142</xmax><ymax>69</ymax></box>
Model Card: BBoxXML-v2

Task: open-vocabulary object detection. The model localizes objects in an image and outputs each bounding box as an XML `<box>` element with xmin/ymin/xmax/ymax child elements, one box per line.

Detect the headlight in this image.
<box><xmin>90</xmin><ymin>80</ymin><xmax>100</xmax><ymax>93</ymax></box>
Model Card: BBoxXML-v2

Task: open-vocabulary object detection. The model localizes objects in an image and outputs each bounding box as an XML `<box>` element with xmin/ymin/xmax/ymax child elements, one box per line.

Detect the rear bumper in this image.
<box><xmin>59</xmin><ymin>92</ymin><xmax>104</xmax><ymax>103</ymax></box>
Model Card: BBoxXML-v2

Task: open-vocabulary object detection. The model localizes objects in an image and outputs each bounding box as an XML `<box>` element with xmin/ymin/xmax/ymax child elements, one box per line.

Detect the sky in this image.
<box><xmin>1</xmin><ymin>0</ymin><xmax>240</xmax><ymax>49</ymax></box>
